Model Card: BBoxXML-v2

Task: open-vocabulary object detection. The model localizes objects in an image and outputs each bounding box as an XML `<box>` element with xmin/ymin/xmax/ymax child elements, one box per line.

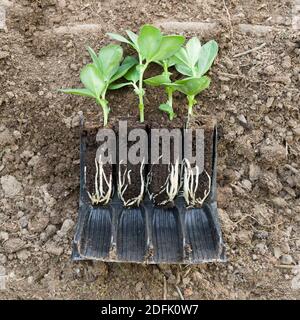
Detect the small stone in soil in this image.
<box><xmin>57</xmin><ymin>219</ymin><xmax>75</xmax><ymax>237</ymax></box>
<box><xmin>264</xmin><ymin>65</ymin><xmax>276</xmax><ymax>76</ymax></box>
<box><xmin>282</xmin><ymin>56</ymin><xmax>292</xmax><ymax>69</ymax></box>
<box><xmin>192</xmin><ymin>271</ymin><xmax>202</xmax><ymax>283</ymax></box>
<box><xmin>184</xmin><ymin>288</ymin><xmax>193</xmax><ymax>297</ymax></box>
<box><xmin>20</xmin><ymin>150</ymin><xmax>34</xmax><ymax>159</ymax></box>
<box><xmin>28</xmin><ymin>155</ymin><xmax>40</xmax><ymax>167</ymax></box>
<box><xmin>3</xmin><ymin>238</ymin><xmax>25</xmax><ymax>253</ymax></box>
<box><xmin>0</xmin><ymin>127</ymin><xmax>14</xmax><ymax>147</ymax></box>
<box><xmin>273</xmin><ymin>247</ymin><xmax>282</xmax><ymax>259</ymax></box>
<box><xmin>19</xmin><ymin>216</ymin><xmax>28</xmax><ymax>229</ymax></box>
<box><xmin>292</xmin><ymin>126</ymin><xmax>300</xmax><ymax>136</ymax></box>
<box><xmin>217</xmin><ymin>187</ymin><xmax>233</xmax><ymax>208</ymax></box>
<box><xmin>237</xmin><ymin>230</ymin><xmax>252</xmax><ymax>244</ymax></box>
<box><xmin>259</xmin><ymin>171</ymin><xmax>282</xmax><ymax>194</ymax></box>
<box><xmin>280</xmin><ymin>254</ymin><xmax>293</xmax><ymax>265</ymax></box>
<box><xmin>13</xmin><ymin>130</ymin><xmax>21</xmax><ymax>139</ymax></box>
<box><xmin>16</xmin><ymin>249</ymin><xmax>31</xmax><ymax>261</ymax></box>
<box><xmin>280</xmin><ymin>243</ymin><xmax>291</xmax><ymax>254</ymax></box>
<box><xmin>260</xmin><ymin>142</ymin><xmax>286</xmax><ymax>165</ymax></box>
<box><xmin>241</xmin><ymin>179</ymin><xmax>252</xmax><ymax>191</ymax></box>
<box><xmin>46</xmin><ymin>243</ymin><xmax>64</xmax><ymax>256</ymax></box>
<box><xmin>249</xmin><ymin>163</ymin><xmax>261</xmax><ymax>181</ymax></box>
<box><xmin>0</xmin><ymin>254</ymin><xmax>7</xmax><ymax>264</ymax></box>
<box><xmin>0</xmin><ymin>232</ymin><xmax>9</xmax><ymax>241</ymax></box>
<box><xmin>135</xmin><ymin>281</ymin><xmax>143</xmax><ymax>292</ymax></box>
<box><xmin>0</xmin><ymin>51</ymin><xmax>9</xmax><ymax>59</ymax></box>
<box><xmin>45</xmin><ymin>225</ymin><xmax>57</xmax><ymax>238</ymax></box>
<box><xmin>271</xmin><ymin>197</ymin><xmax>288</xmax><ymax>208</ymax></box>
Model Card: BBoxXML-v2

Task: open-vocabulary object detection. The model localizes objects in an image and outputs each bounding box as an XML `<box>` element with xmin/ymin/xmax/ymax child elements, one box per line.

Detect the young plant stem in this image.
<box><xmin>166</xmin><ymin>87</ymin><xmax>174</xmax><ymax>120</ymax></box>
<box><xmin>138</xmin><ymin>55</ymin><xmax>148</xmax><ymax>123</ymax></box>
<box><xmin>96</xmin><ymin>96</ymin><xmax>110</xmax><ymax>127</ymax></box>
<box><xmin>163</xmin><ymin>60</ymin><xmax>174</xmax><ymax>120</ymax></box>
<box><xmin>187</xmin><ymin>95</ymin><xmax>195</xmax><ymax>125</ymax></box>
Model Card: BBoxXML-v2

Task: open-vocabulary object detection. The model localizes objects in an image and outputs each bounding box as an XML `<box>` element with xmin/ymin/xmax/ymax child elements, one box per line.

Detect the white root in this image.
<box><xmin>148</xmin><ymin>159</ymin><xmax>180</xmax><ymax>206</ymax></box>
<box><xmin>86</xmin><ymin>155</ymin><xmax>113</xmax><ymax>205</ymax></box>
<box><xmin>183</xmin><ymin>158</ymin><xmax>211</xmax><ymax>207</ymax></box>
<box><xmin>118</xmin><ymin>159</ymin><xmax>145</xmax><ymax>207</ymax></box>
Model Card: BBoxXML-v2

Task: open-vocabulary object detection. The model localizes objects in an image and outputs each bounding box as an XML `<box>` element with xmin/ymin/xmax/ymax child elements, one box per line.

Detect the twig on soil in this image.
<box><xmin>86</xmin><ymin>156</ymin><xmax>113</xmax><ymax>205</ymax></box>
<box><xmin>163</xmin><ymin>276</ymin><xmax>167</xmax><ymax>300</ymax></box>
<box><xmin>284</xmin><ymin>164</ymin><xmax>299</xmax><ymax>174</ymax></box>
<box><xmin>233</xmin><ymin>213</ymin><xmax>277</xmax><ymax>230</ymax></box>
<box><xmin>285</xmin><ymin>141</ymin><xmax>289</xmax><ymax>158</ymax></box>
<box><xmin>118</xmin><ymin>159</ymin><xmax>145</xmax><ymax>207</ymax></box>
<box><xmin>175</xmin><ymin>285</ymin><xmax>185</xmax><ymax>300</ymax></box>
<box><xmin>233</xmin><ymin>43</ymin><xmax>266</xmax><ymax>58</ymax></box>
<box><xmin>183</xmin><ymin>267</ymin><xmax>192</xmax><ymax>278</ymax></box>
<box><xmin>222</xmin><ymin>0</ymin><xmax>234</xmax><ymax>39</ymax></box>
<box><xmin>217</xmin><ymin>71</ymin><xmax>245</xmax><ymax>79</ymax></box>
<box><xmin>183</xmin><ymin>159</ymin><xmax>211</xmax><ymax>207</ymax></box>
<box><xmin>275</xmin><ymin>265</ymin><xmax>296</xmax><ymax>269</ymax></box>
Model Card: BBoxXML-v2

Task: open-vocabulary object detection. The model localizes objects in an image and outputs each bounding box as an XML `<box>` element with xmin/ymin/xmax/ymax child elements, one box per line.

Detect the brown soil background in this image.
<box><xmin>0</xmin><ymin>0</ymin><xmax>300</xmax><ymax>299</ymax></box>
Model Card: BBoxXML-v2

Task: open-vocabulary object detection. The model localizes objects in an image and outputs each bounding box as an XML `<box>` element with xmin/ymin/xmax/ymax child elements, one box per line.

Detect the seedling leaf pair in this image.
<box><xmin>138</xmin><ymin>26</ymin><xmax>185</xmax><ymax>63</ymax></box>
<box><xmin>108</xmin><ymin>25</ymin><xmax>185</xmax><ymax>122</ymax></box>
<box><xmin>59</xmin><ymin>45</ymin><xmax>137</xmax><ymax>126</ymax></box>
<box><xmin>172</xmin><ymin>38</ymin><xmax>218</xmax><ymax>77</ymax></box>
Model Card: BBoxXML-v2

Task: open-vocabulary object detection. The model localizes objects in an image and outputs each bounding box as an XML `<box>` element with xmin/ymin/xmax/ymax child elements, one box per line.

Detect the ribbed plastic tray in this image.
<box><xmin>72</xmin><ymin>123</ymin><xmax>225</xmax><ymax>264</ymax></box>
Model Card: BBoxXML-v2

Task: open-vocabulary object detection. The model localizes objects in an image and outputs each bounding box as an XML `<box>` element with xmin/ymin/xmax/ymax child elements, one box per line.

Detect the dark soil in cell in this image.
<box><xmin>115</xmin><ymin>123</ymin><xmax>146</xmax><ymax>206</ymax></box>
<box><xmin>148</xmin><ymin>163</ymin><xmax>171</xmax><ymax>206</ymax></box>
<box><xmin>187</xmin><ymin>115</ymin><xmax>216</xmax><ymax>207</ymax></box>
<box><xmin>83</xmin><ymin>126</ymin><xmax>113</xmax><ymax>205</ymax></box>
<box><xmin>148</xmin><ymin>121</ymin><xmax>182</xmax><ymax>207</ymax></box>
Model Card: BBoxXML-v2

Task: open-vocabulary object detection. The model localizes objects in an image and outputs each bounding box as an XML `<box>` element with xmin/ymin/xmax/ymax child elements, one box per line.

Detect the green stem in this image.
<box><xmin>163</xmin><ymin>60</ymin><xmax>169</xmax><ymax>74</ymax></box>
<box><xmin>187</xmin><ymin>95</ymin><xmax>195</xmax><ymax>125</ymax></box>
<box><xmin>96</xmin><ymin>97</ymin><xmax>110</xmax><ymax>127</ymax></box>
<box><xmin>166</xmin><ymin>86</ymin><xmax>174</xmax><ymax>120</ymax></box>
<box><xmin>138</xmin><ymin>96</ymin><xmax>144</xmax><ymax>123</ymax></box>
<box><xmin>163</xmin><ymin>61</ymin><xmax>175</xmax><ymax>121</ymax></box>
<box><xmin>138</xmin><ymin>55</ymin><xmax>147</xmax><ymax>123</ymax></box>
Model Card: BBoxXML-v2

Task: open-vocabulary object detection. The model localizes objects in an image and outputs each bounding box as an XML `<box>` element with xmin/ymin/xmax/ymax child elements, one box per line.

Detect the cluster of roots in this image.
<box><xmin>86</xmin><ymin>156</ymin><xmax>211</xmax><ymax>208</ymax></box>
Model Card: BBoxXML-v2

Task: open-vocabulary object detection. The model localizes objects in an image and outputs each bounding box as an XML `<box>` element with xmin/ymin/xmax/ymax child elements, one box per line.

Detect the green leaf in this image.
<box><xmin>98</xmin><ymin>44</ymin><xmax>123</xmax><ymax>81</ymax></box>
<box><xmin>109</xmin><ymin>56</ymin><xmax>138</xmax><ymax>83</ymax></box>
<box><xmin>144</xmin><ymin>73</ymin><xmax>171</xmax><ymax>86</ymax></box>
<box><xmin>126</xmin><ymin>30</ymin><xmax>139</xmax><ymax>48</ymax></box>
<box><xmin>138</xmin><ymin>24</ymin><xmax>162</xmax><ymax>61</ymax></box>
<box><xmin>124</xmin><ymin>66</ymin><xmax>140</xmax><ymax>83</ymax></box>
<box><xmin>159</xmin><ymin>103</ymin><xmax>175</xmax><ymax>120</ymax></box>
<box><xmin>166</xmin><ymin>56</ymin><xmax>177</xmax><ymax>67</ymax></box>
<box><xmin>58</xmin><ymin>88</ymin><xmax>95</xmax><ymax>98</ymax></box>
<box><xmin>159</xmin><ymin>103</ymin><xmax>173</xmax><ymax>113</ymax></box>
<box><xmin>86</xmin><ymin>46</ymin><xmax>102</xmax><ymax>72</ymax></box>
<box><xmin>108</xmin><ymin>82</ymin><xmax>132</xmax><ymax>90</ymax></box>
<box><xmin>175</xmin><ymin>64</ymin><xmax>193</xmax><ymax>77</ymax></box>
<box><xmin>196</xmin><ymin>40</ymin><xmax>218</xmax><ymax>76</ymax></box>
<box><xmin>153</xmin><ymin>35</ymin><xmax>185</xmax><ymax>61</ymax></box>
<box><xmin>174</xmin><ymin>76</ymin><xmax>211</xmax><ymax>96</ymax></box>
<box><xmin>80</xmin><ymin>64</ymin><xmax>105</xmax><ymax>98</ymax></box>
<box><xmin>107</xmin><ymin>32</ymin><xmax>132</xmax><ymax>45</ymax></box>
<box><xmin>186</xmin><ymin>37</ymin><xmax>201</xmax><ymax>67</ymax></box>
<box><xmin>174</xmin><ymin>47</ymin><xmax>190</xmax><ymax>67</ymax></box>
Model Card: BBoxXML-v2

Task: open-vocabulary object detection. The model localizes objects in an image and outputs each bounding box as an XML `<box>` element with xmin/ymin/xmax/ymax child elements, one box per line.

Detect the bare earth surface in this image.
<box><xmin>0</xmin><ymin>0</ymin><xmax>300</xmax><ymax>299</ymax></box>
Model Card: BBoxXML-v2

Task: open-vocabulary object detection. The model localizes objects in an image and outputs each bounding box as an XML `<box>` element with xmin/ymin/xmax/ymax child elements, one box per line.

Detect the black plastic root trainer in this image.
<box><xmin>72</xmin><ymin>119</ymin><xmax>226</xmax><ymax>264</ymax></box>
